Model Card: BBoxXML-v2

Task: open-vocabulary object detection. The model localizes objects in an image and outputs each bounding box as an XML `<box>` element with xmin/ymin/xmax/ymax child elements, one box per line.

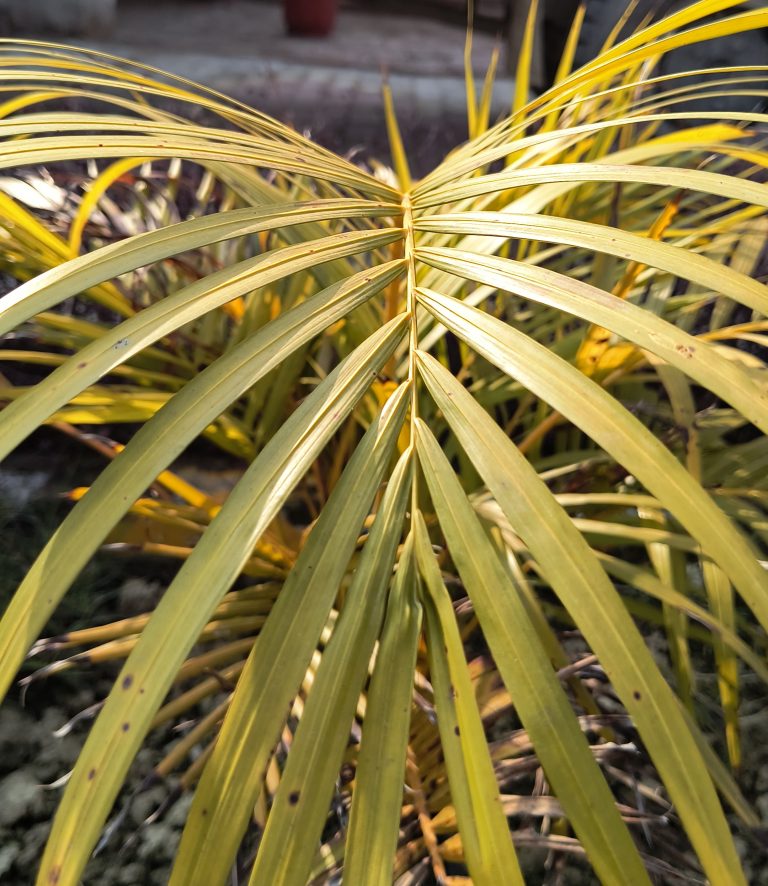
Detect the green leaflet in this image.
<box><xmin>35</xmin><ymin>316</ymin><xmax>407</xmax><ymax>886</ymax></box>
<box><xmin>246</xmin><ymin>450</ymin><xmax>412</xmax><ymax>886</ymax></box>
<box><xmin>416</xmin><ymin>352</ymin><xmax>746</xmax><ymax>885</ymax></box>
<box><xmin>343</xmin><ymin>533</ymin><xmax>422</xmax><ymax>886</ymax></box>
<box><xmin>0</xmin><ymin>263</ymin><xmax>405</xmax><ymax>705</ymax></box>
<box><xmin>0</xmin><ymin>198</ymin><xmax>401</xmax><ymax>336</ymax></box>
<box><xmin>0</xmin><ymin>228</ymin><xmax>402</xmax><ymax>460</ymax></box>
<box><xmin>415</xmin><ymin>285</ymin><xmax>768</xmax><ymax>631</ymax></box>
<box><xmin>415</xmin><ymin>417</ymin><xmax>652</xmax><ymax>886</ymax></box>
<box><xmin>414</xmin><ymin>511</ymin><xmax>522</xmax><ymax>885</ymax></box>
<box><xmin>171</xmin><ymin>401</ymin><xmax>409</xmax><ymax>886</ymax></box>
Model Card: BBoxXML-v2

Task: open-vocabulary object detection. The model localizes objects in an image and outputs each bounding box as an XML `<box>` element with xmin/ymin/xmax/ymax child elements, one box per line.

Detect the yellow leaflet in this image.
<box><xmin>542</xmin><ymin>3</ymin><xmax>586</xmax><ymax>134</ymax></box>
<box><xmin>576</xmin><ymin>192</ymin><xmax>681</xmax><ymax>376</ymax></box>
<box><xmin>0</xmin><ymin>190</ymin><xmax>133</xmax><ymax>314</ymax></box>
<box><xmin>66</xmin><ymin>444</ymin><xmax>215</xmax><ymax>512</ymax></box>
<box><xmin>382</xmin><ymin>81</ymin><xmax>412</xmax><ymax>191</ymax></box>
<box><xmin>512</xmin><ymin>0</ymin><xmax>539</xmax><ymax>119</ymax></box>
<box><xmin>703</xmin><ymin>561</ymin><xmax>741</xmax><ymax>771</ymax></box>
<box><xmin>372</xmin><ymin>378</ymin><xmax>410</xmax><ymax>452</ymax></box>
<box><xmin>476</xmin><ymin>44</ymin><xmax>501</xmax><ymax>139</ymax></box>
<box><xmin>0</xmin><ymin>190</ymin><xmax>70</xmax><ymax>259</ymax></box>
<box><xmin>600</xmin><ymin>0</ymin><xmax>642</xmax><ymax>54</ymax></box>
<box><xmin>69</xmin><ymin>156</ymin><xmax>152</xmax><ymax>256</ymax></box>
<box><xmin>652</xmin><ymin>122</ymin><xmax>748</xmax><ymax>145</ymax></box>
<box><xmin>0</xmin><ymin>90</ymin><xmax>62</xmax><ymax>118</ymax></box>
<box><xmin>464</xmin><ymin>12</ymin><xmax>477</xmax><ymax>139</ymax></box>
<box><xmin>68</xmin><ymin>485</ymin><xmax>294</xmax><ymax>567</ymax></box>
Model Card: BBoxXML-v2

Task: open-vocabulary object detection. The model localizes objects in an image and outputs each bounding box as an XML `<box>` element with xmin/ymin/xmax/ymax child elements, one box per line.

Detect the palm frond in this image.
<box><xmin>1</xmin><ymin>4</ymin><xmax>767</xmax><ymax>883</ymax></box>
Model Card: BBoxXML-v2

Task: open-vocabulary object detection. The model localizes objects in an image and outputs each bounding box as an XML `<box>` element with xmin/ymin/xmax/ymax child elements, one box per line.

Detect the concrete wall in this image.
<box><xmin>0</xmin><ymin>0</ymin><xmax>117</xmax><ymax>37</ymax></box>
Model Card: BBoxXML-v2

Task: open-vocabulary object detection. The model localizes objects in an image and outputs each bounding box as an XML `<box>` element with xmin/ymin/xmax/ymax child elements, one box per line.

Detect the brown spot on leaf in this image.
<box><xmin>88</xmin><ymin>768</ymin><xmax>96</xmax><ymax>780</ymax></box>
<box><xmin>454</xmin><ymin>726</ymin><xmax>460</xmax><ymax>736</ymax></box>
<box><xmin>121</xmin><ymin>722</ymin><xmax>130</xmax><ymax>732</ymax></box>
<box><xmin>48</xmin><ymin>867</ymin><xmax>61</xmax><ymax>884</ymax></box>
<box><xmin>122</xmin><ymin>675</ymin><xmax>133</xmax><ymax>690</ymax></box>
<box><xmin>633</xmin><ymin>691</ymin><xmax>642</xmax><ymax>701</ymax></box>
<box><xmin>289</xmin><ymin>791</ymin><xmax>300</xmax><ymax>805</ymax></box>
<box><xmin>675</xmin><ymin>344</ymin><xmax>694</xmax><ymax>358</ymax></box>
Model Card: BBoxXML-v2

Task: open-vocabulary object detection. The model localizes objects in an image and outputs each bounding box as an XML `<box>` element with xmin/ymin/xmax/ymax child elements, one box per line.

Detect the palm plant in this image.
<box><xmin>1</xmin><ymin>1</ymin><xmax>768</xmax><ymax>882</ymax></box>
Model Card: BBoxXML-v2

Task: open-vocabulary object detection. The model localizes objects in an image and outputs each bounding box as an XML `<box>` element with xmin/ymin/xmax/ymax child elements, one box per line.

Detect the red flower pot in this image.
<box><xmin>283</xmin><ymin>0</ymin><xmax>337</xmax><ymax>36</ymax></box>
